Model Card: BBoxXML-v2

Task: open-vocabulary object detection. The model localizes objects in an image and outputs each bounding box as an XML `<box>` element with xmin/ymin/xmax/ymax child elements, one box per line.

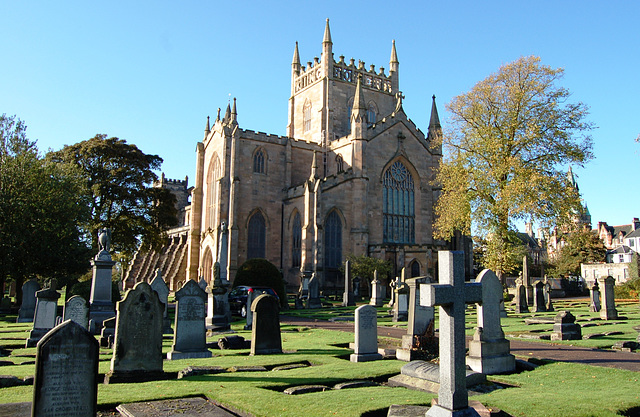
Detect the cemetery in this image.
<box><xmin>0</xmin><ymin>258</ymin><xmax>639</xmax><ymax>416</ymax></box>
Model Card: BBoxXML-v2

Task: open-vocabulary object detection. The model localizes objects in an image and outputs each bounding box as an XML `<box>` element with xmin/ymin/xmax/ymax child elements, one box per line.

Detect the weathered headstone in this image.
<box><xmin>150</xmin><ymin>268</ymin><xmax>172</xmax><ymax>334</ymax></box>
<box><xmin>523</xmin><ymin>256</ymin><xmax>533</xmax><ymax>306</ymax></box>
<box><xmin>168</xmin><ymin>279</ymin><xmax>212</xmax><ymax>360</ymax></box>
<box><xmin>17</xmin><ymin>279</ymin><xmax>40</xmax><ymax>323</ymax></box>
<box><xmin>515</xmin><ymin>278</ymin><xmax>529</xmax><ymax>313</ymax></box>
<box><xmin>393</xmin><ymin>270</ymin><xmax>409</xmax><ymax>322</ymax></box>
<box><xmin>63</xmin><ymin>295</ymin><xmax>89</xmax><ymax>330</ymax></box>
<box><xmin>342</xmin><ymin>260</ymin><xmax>355</xmax><ymax>307</ymax></box>
<box><xmin>589</xmin><ymin>281</ymin><xmax>601</xmax><ymax>312</ymax></box>
<box><xmin>599</xmin><ymin>276</ymin><xmax>618</xmax><ymax>320</ymax></box>
<box><xmin>533</xmin><ymin>280</ymin><xmax>546</xmax><ymax>312</ymax></box>
<box><xmin>543</xmin><ymin>276</ymin><xmax>554</xmax><ymax>312</ymax></box>
<box><xmin>206</xmin><ymin>262</ymin><xmax>231</xmax><ymax>331</ymax></box>
<box><xmin>350</xmin><ymin>304</ymin><xmax>382</xmax><ymax>362</ymax></box>
<box><xmin>551</xmin><ymin>311</ymin><xmax>582</xmax><ymax>341</ymax></box>
<box><xmin>198</xmin><ymin>277</ymin><xmax>208</xmax><ymax>291</ymax></box>
<box><xmin>32</xmin><ymin>320</ymin><xmax>99</xmax><ymax>417</ymax></box>
<box><xmin>369</xmin><ymin>270</ymin><xmax>384</xmax><ymax>307</ymax></box>
<box><xmin>306</xmin><ymin>272</ymin><xmax>322</xmax><ymax>309</ymax></box>
<box><xmin>99</xmin><ymin>316</ymin><xmax>116</xmax><ymax>348</ymax></box>
<box><xmin>105</xmin><ymin>282</ymin><xmax>164</xmax><ymax>383</ymax></box>
<box><xmin>89</xmin><ymin>228</ymin><xmax>116</xmax><ymax>334</ymax></box>
<box><xmin>26</xmin><ymin>283</ymin><xmax>61</xmax><ymax>347</ymax></box>
<box><xmin>250</xmin><ymin>294</ymin><xmax>282</xmax><ymax>355</ymax></box>
<box><xmin>420</xmin><ymin>251</ymin><xmax>482</xmax><ymax>417</ymax></box>
<box><xmin>466</xmin><ymin>269</ymin><xmax>515</xmax><ymax>375</ymax></box>
<box><xmin>396</xmin><ymin>276</ymin><xmax>437</xmax><ymax>362</ymax></box>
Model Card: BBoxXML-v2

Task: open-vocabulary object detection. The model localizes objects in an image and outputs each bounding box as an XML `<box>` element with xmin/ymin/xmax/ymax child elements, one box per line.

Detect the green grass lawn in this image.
<box><xmin>1</xmin><ymin>297</ymin><xmax>639</xmax><ymax>416</ymax></box>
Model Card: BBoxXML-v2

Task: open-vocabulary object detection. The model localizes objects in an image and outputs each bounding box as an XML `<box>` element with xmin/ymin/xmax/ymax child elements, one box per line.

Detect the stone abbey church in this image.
<box><xmin>125</xmin><ymin>20</ymin><xmax>461</xmax><ymax>293</ymax></box>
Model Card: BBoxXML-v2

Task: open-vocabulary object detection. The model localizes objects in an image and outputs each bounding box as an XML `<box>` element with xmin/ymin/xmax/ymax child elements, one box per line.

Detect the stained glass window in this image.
<box><xmin>247</xmin><ymin>211</ymin><xmax>266</xmax><ymax>259</ymax></box>
<box><xmin>292</xmin><ymin>212</ymin><xmax>302</xmax><ymax>268</ymax></box>
<box><xmin>324</xmin><ymin>211</ymin><xmax>342</xmax><ymax>285</ymax></box>
<box><xmin>383</xmin><ymin>161</ymin><xmax>415</xmax><ymax>244</ymax></box>
<box><xmin>253</xmin><ymin>149</ymin><xmax>265</xmax><ymax>174</ymax></box>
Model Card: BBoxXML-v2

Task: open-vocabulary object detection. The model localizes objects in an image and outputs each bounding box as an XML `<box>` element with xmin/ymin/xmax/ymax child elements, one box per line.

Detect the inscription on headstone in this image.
<box><xmin>63</xmin><ymin>295</ymin><xmax>89</xmax><ymax>330</ymax></box>
<box><xmin>168</xmin><ymin>279</ymin><xmax>212</xmax><ymax>360</ymax></box>
<box><xmin>350</xmin><ymin>304</ymin><xmax>382</xmax><ymax>362</ymax></box>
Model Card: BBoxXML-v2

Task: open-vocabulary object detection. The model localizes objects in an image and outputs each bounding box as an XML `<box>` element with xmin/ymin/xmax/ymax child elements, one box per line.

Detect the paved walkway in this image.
<box><xmin>281</xmin><ymin>316</ymin><xmax>640</xmax><ymax>372</ymax></box>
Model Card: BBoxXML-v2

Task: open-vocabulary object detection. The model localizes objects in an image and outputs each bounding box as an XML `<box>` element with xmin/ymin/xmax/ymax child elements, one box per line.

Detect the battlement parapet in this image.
<box><xmin>332</xmin><ymin>56</ymin><xmax>393</xmax><ymax>94</ymax></box>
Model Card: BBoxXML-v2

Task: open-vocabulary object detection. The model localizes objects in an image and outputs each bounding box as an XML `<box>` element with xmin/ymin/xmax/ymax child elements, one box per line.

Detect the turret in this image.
<box><xmin>427</xmin><ymin>95</ymin><xmax>441</xmax><ymax>142</ymax></box>
<box><xmin>389</xmin><ymin>40</ymin><xmax>399</xmax><ymax>93</ymax></box>
<box><xmin>204</xmin><ymin>115</ymin><xmax>210</xmax><ymax>140</ymax></box>
<box><xmin>322</xmin><ymin>18</ymin><xmax>333</xmax><ymax>77</ymax></box>
<box><xmin>350</xmin><ymin>75</ymin><xmax>367</xmax><ymax>138</ymax></box>
<box><xmin>230</xmin><ymin>97</ymin><xmax>238</xmax><ymax>125</ymax></box>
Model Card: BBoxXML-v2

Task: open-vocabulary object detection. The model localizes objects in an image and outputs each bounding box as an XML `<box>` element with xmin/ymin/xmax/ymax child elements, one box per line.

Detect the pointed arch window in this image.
<box><xmin>336</xmin><ymin>154</ymin><xmax>344</xmax><ymax>173</ymax></box>
<box><xmin>303</xmin><ymin>101</ymin><xmax>312</xmax><ymax>132</ymax></box>
<box><xmin>247</xmin><ymin>211</ymin><xmax>266</xmax><ymax>259</ymax></box>
<box><xmin>410</xmin><ymin>260</ymin><xmax>420</xmax><ymax>278</ymax></box>
<box><xmin>324</xmin><ymin>211</ymin><xmax>342</xmax><ymax>286</ymax></box>
<box><xmin>292</xmin><ymin>212</ymin><xmax>302</xmax><ymax>268</ymax></box>
<box><xmin>253</xmin><ymin>149</ymin><xmax>265</xmax><ymax>174</ymax></box>
<box><xmin>383</xmin><ymin>161</ymin><xmax>415</xmax><ymax>244</ymax></box>
<box><xmin>367</xmin><ymin>102</ymin><xmax>378</xmax><ymax>126</ymax></box>
<box><xmin>206</xmin><ymin>156</ymin><xmax>221</xmax><ymax>229</ymax></box>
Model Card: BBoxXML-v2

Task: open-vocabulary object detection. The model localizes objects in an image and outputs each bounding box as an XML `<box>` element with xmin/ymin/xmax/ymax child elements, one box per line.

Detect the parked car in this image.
<box><xmin>228</xmin><ymin>286</ymin><xmax>279</xmax><ymax>317</ymax></box>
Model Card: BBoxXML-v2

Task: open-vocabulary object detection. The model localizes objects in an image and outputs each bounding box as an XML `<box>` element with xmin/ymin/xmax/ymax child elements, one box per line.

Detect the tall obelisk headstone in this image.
<box><xmin>342</xmin><ymin>260</ymin><xmax>355</xmax><ymax>307</ymax></box>
<box><xmin>89</xmin><ymin>228</ymin><xmax>116</xmax><ymax>334</ymax></box>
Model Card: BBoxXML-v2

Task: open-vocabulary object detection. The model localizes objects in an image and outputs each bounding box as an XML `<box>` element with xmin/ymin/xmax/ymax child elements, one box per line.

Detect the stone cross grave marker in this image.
<box><xmin>26</xmin><ymin>284</ymin><xmax>61</xmax><ymax>347</ymax></box>
<box><xmin>342</xmin><ymin>260</ymin><xmax>355</xmax><ymax>307</ymax></box>
<box><xmin>420</xmin><ymin>251</ymin><xmax>482</xmax><ymax>417</ymax></box>
<box><xmin>370</xmin><ymin>270</ymin><xmax>384</xmax><ymax>307</ymax></box>
<box><xmin>168</xmin><ymin>279</ymin><xmax>212</xmax><ymax>360</ymax></box>
<box><xmin>32</xmin><ymin>320</ymin><xmax>99</xmax><ymax>417</ymax></box>
<box><xmin>599</xmin><ymin>276</ymin><xmax>618</xmax><ymax>320</ymax></box>
<box><xmin>63</xmin><ymin>295</ymin><xmax>89</xmax><ymax>330</ymax></box>
<box><xmin>17</xmin><ymin>279</ymin><xmax>40</xmax><ymax>323</ymax></box>
<box><xmin>251</xmin><ymin>294</ymin><xmax>282</xmax><ymax>355</ymax></box>
<box><xmin>150</xmin><ymin>268</ymin><xmax>172</xmax><ymax>334</ymax></box>
<box><xmin>350</xmin><ymin>304</ymin><xmax>382</xmax><ymax>362</ymax></box>
<box><xmin>466</xmin><ymin>269</ymin><xmax>515</xmax><ymax>375</ymax></box>
<box><xmin>105</xmin><ymin>282</ymin><xmax>164</xmax><ymax>383</ymax></box>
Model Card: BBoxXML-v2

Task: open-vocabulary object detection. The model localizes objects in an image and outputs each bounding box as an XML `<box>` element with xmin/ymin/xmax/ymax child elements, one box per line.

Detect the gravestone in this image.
<box><xmin>396</xmin><ymin>276</ymin><xmax>437</xmax><ymax>362</ymax></box>
<box><xmin>350</xmin><ymin>304</ymin><xmax>382</xmax><ymax>362</ymax></box>
<box><xmin>420</xmin><ymin>251</ymin><xmax>482</xmax><ymax>417</ymax></box>
<box><xmin>515</xmin><ymin>278</ymin><xmax>529</xmax><ymax>313</ymax></box>
<box><xmin>105</xmin><ymin>282</ymin><xmax>164</xmax><ymax>383</ymax></box>
<box><xmin>217</xmin><ymin>221</ymin><xmax>229</xmax><ymax>283</ymax></box>
<box><xmin>466</xmin><ymin>269</ymin><xmax>515</xmax><ymax>375</ymax></box>
<box><xmin>306</xmin><ymin>272</ymin><xmax>322</xmax><ymax>309</ymax></box>
<box><xmin>369</xmin><ymin>270</ymin><xmax>384</xmax><ymax>307</ymax></box>
<box><xmin>393</xmin><ymin>272</ymin><xmax>409</xmax><ymax>322</ymax></box>
<box><xmin>599</xmin><ymin>276</ymin><xmax>618</xmax><ymax>320</ymax></box>
<box><xmin>250</xmin><ymin>294</ymin><xmax>282</xmax><ymax>355</ymax></box>
<box><xmin>523</xmin><ymin>256</ymin><xmax>533</xmax><ymax>306</ymax></box>
<box><xmin>63</xmin><ymin>295</ymin><xmax>89</xmax><ymax>330</ymax></box>
<box><xmin>10</xmin><ymin>281</ymin><xmax>16</xmax><ymax>297</ymax></box>
<box><xmin>32</xmin><ymin>320</ymin><xmax>99</xmax><ymax>417</ymax></box>
<box><xmin>198</xmin><ymin>277</ymin><xmax>208</xmax><ymax>291</ymax></box>
<box><xmin>99</xmin><ymin>316</ymin><xmax>116</xmax><ymax>348</ymax></box>
<box><xmin>551</xmin><ymin>311</ymin><xmax>582</xmax><ymax>340</ymax></box>
<box><xmin>89</xmin><ymin>228</ymin><xmax>116</xmax><ymax>334</ymax></box>
<box><xmin>17</xmin><ymin>279</ymin><xmax>40</xmax><ymax>323</ymax></box>
<box><xmin>150</xmin><ymin>268</ymin><xmax>172</xmax><ymax>334</ymax></box>
<box><xmin>342</xmin><ymin>260</ymin><xmax>355</xmax><ymax>307</ymax></box>
<box><xmin>168</xmin><ymin>279</ymin><xmax>212</xmax><ymax>360</ymax></box>
<box><xmin>533</xmin><ymin>280</ymin><xmax>546</xmax><ymax>312</ymax></box>
<box><xmin>387</xmin><ymin>276</ymin><xmax>398</xmax><ymax>307</ymax></box>
<box><xmin>26</xmin><ymin>283</ymin><xmax>61</xmax><ymax>347</ymax></box>
<box><xmin>388</xmin><ymin>360</ymin><xmax>486</xmax><ymax>393</ymax></box>
<box><xmin>206</xmin><ymin>262</ymin><xmax>231</xmax><ymax>331</ymax></box>
<box><xmin>589</xmin><ymin>281</ymin><xmax>601</xmax><ymax>312</ymax></box>
<box><xmin>543</xmin><ymin>277</ymin><xmax>554</xmax><ymax>312</ymax></box>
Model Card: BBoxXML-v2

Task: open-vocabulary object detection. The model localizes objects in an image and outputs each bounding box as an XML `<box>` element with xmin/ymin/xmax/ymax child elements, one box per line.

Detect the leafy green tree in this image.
<box><xmin>0</xmin><ymin>114</ymin><xmax>91</xmax><ymax>303</ymax></box>
<box><xmin>343</xmin><ymin>254</ymin><xmax>393</xmax><ymax>282</ymax></box>
<box><xmin>48</xmin><ymin>135</ymin><xmax>177</xmax><ymax>262</ymax></box>
<box><xmin>434</xmin><ymin>56</ymin><xmax>594</xmax><ymax>281</ymax></box>
<box><xmin>474</xmin><ymin>232</ymin><xmax>527</xmax><ymax>277</ymax></box>
<box><xmin>549</xmin><ymin>228</ymin><xmax>606</xmax><ymax>277</ymax></box>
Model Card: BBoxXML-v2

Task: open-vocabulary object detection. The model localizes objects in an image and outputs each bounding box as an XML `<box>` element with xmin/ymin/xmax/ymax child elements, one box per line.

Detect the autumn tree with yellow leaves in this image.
<box><xmin>434</xmin><ymin>56</ymin><xmax>594</xmax><ymax>281</ymax></box>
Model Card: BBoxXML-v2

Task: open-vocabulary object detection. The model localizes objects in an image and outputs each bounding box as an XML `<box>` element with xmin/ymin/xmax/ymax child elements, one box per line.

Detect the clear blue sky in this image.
<box><xmin>2</xmin><ymin>1</ymin><xmax>638</xmax><ymax>230</ymax></box>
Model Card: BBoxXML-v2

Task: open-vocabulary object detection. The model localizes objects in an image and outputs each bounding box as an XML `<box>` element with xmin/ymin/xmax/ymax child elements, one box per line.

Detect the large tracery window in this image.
<box><xmin>324</xmin><ymin>211</ymin><xmax>342</xmax><ymax>286</ymax></box>
<box><xmin>383</xmin><ymin>161</ymin><xmax>415</xmax><ymax>244</ymax></box>
<box><xmin>292</xmin><ymin>212</ymin><xmax>302</xmax><ymax>268</ymax></box>
<box><xmin>247</xmin><ymin>211</ymin><xmax>266</xmax><ymax>259</ymax></box>
<box><xmin>206</xmin><ymin>156</ymin><xmax>220</xmax><ymax>229</ymax></box>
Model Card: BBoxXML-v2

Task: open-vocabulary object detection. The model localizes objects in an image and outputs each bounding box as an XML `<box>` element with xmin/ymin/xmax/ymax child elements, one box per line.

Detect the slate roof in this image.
<box><xmin>626</xmin><ymin>228</ymin><xmax>640</xmax><ymax>239</ymax></box>
<box><xmin>607</xmin><ymin>245</ymin><xmax>633</xmax><ymax>255</ymax></box>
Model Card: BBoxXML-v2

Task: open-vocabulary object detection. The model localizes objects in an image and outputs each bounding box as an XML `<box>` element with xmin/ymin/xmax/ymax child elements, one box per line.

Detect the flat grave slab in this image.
<box><xmin>116</xmin><ymin>397</ymin><xmax>236</xmax><ymax>417</ymax></box>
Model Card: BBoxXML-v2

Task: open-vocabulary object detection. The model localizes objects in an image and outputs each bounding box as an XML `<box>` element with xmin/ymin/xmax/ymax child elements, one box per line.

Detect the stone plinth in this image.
<box><xmin>89</xmin><ymin>258</ymin><xmax>116</xmax><ymax>334</ymax></box>
<box><xmin>551</xmin><ymin>311</ymin><xmax>582</xmax><ymax>341</ymax></box>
